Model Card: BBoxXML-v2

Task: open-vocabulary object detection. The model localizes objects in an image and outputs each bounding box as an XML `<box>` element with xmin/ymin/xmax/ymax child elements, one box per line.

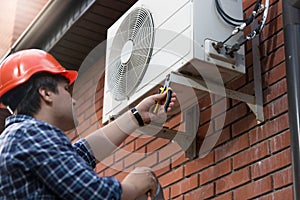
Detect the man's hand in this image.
<box><xmin>121</xmin><ymin>167</ymin><xmax>158</xmax><ymax>200</ymax></box>
<box><xmin>135</xmin><ymin>91</ymin><xmax>177</xmax><ymax>124</ymax></box>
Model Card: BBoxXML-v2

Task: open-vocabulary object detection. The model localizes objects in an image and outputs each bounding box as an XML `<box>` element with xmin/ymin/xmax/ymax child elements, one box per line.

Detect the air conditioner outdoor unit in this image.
<box><xmin>103</xmin><ymin>0</ymin><xmax>245</xmax><ymax>124</ymax></box>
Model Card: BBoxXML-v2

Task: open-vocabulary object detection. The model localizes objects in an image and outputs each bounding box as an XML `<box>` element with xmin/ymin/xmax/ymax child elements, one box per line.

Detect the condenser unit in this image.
<box><xmin>103</xmin><ymin>0</ymin><xmax>245</xmax><ymax>124</ymax></box>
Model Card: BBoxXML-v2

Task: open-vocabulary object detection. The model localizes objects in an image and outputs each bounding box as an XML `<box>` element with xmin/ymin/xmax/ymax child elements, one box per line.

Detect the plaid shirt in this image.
<box><xmin>0</xmin><ymin>115</ymin><xmax>122</xmax><ymax>199</ymax></box>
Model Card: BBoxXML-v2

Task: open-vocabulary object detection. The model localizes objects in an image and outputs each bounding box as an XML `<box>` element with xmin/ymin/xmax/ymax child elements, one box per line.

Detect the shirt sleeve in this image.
<box><xmin>72</xmin><ymin>139</ymin><xmax>96</xmax><ymax>169</ymax></box>
<box><xmin>18</xmin><ymin>124</ymin><xmax>122</xmax><ymax>200</ymax></box>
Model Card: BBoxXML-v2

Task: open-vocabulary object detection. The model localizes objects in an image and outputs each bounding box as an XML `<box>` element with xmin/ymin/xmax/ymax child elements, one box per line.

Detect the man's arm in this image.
<box><xmin>85</xmin><ymin>91</ymin><xmax>177</xmax><ymax>161</ymax></box>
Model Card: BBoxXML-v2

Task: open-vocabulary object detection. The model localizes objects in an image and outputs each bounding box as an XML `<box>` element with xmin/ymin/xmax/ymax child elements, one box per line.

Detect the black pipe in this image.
<box><xmin>282</xmin><ymin>1</ymin><xmax>300</xmax><ymax>199</ymax></box>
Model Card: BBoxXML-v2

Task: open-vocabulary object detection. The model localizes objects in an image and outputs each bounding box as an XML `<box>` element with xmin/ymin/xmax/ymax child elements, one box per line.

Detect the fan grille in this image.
<box><xmin>107</xmin><ymin>7</ymin><xmax>154</xmax><ymax>101</ymax></box>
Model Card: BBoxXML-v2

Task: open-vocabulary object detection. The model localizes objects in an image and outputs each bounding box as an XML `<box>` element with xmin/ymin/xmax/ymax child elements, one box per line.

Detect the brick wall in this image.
<box><xmin>71</xmin><ymin>0</ymin><xmax>292</xmax><ymax>199</ymax></box>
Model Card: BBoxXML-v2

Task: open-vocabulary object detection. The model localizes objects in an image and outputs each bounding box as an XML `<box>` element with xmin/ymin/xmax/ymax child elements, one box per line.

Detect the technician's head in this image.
<box><xmin>0</xmin><ymin>49</ymin><xmax>78</xmax><ymax>130</ymax></box>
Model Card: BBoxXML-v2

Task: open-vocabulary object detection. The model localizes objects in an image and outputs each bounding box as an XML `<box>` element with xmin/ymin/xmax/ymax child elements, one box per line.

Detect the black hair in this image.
<box><xmin>0</xmin><ymin>73</ymin><xmax>69</xmax><ymax>116</ymax></box>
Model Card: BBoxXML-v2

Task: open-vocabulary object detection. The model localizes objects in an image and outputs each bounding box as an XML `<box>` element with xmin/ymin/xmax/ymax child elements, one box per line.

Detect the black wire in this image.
<box><xmin>215</xmin><ymin>3</ymin><xmax>240</xmax><ymax>26</ymax></box>
<box><xmin>215</xmin><ymin>0</ymin><xmax>262</xmax><ymax>27</ymax></box>
<box><xmin>215</xmin><ymin>0</ymin><xmax>246</xmax><ymax>23</ymax></box>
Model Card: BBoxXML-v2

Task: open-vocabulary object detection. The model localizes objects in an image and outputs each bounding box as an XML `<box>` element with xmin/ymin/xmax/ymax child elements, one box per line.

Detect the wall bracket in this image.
<box><xmin>137</xmin><ymin>105</ymin><xmax>198</xmax><ymax>159</ymax></box>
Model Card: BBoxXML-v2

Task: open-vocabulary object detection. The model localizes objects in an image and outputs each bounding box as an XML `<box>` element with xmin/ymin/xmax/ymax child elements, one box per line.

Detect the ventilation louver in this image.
<box><xmin>106</xmin><ymin>7</ymin><xmax>154</xmax><ymax>101</ymax></box>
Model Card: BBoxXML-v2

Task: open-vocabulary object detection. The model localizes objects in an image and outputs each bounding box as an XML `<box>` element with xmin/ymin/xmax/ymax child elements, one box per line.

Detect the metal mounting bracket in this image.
<box><xmin>137</xmin><ymin>105</ymin><xmax>199</xmax><ymax>159</ymax></box>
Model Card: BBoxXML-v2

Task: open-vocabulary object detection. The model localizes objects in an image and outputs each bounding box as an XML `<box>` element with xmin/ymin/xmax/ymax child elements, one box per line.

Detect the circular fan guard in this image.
<box><xmin>107</xmin><ymin>7</ymin><xmax>154</xmax><ymax>101</ymax></box>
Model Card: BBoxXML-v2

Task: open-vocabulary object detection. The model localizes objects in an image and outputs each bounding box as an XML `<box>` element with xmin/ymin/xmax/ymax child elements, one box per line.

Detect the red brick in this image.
<box><xmin>75</xmin><ymin>96</ymin><xmax>94</xmax><ymax>116</ymax></box>
<box><xmin>270</xmin><ymin>130</ymin><xmax>290</xmax><ymax>153</ymax></box>
<box><xmin>73</xmin><ymin>79</ymin><xmax>94</xmax><ymax>101</ymax></box>
<box><xmin>260</xmin><ymin>29</ymin><xmax>284</xmax><ymax>59</ymax></box>
<box><xmin>213</xmin><ymin>192</ymin><xmax>233</xmax><ymax>200</ymax></box>
<box><xmin>146</xmin><ymin>138</ymin><xmax>170</xmax><ymax>152</ymax></box>
<box><xmin>273</xmin><ymin>186</ymin><xmax>293</xmax><ymax>200</ymax></box>
<box><xmin>243</xmin><ymin>0</ymin><xmax>256</xmax><ymax>10</ymax></box>
<box><xmin>234</xmin><ymin>176</ymin><xmax>272</xmax><ymax>200</ymax></box>
<box><xmin>197</xmin><ymin>122</ymin><xmax>213</xmax><ymax>140</ymax></box>
<box><xmin>66</xmin><ymin>130</ymin><xmax>77</xmax><ymax>141</ymax></box>
<box><xmin>163</xmin><ymin>112</ymin><xmax>183</xmax><ymax>129</ymax></box>
<box><xmin>95</xmin><ymin>162</ymin><xmax>108</xmax><ymax>174</ymax></box>
<box><xmin>252</xmin><ymin>149</ymin><xmax>291</xmax><ymax>179</ymax></box>
<box><xmin>236</xmin><ymin>81</ymin><xmax>254</xmax><ymax>96</ymax></box>
<box><xmin>245</xmin><ymin>51</ymin><xmax>253</xmax><ymax>68</ymax></box>
<box><xmin>273</xmin><ymin>167</ymin><xmax>293</xmax><ymax>189</ymax></box>
<box><xmin>94</xmin><ymin>98</ymin><xmax>103</xmax><ymax>111</ymax></box>
<box><xmin>200</xmin><ymin>159</ymin><xmax>231</xmax><ymax>185</ymax></box>
<box><xmin>114</xmin><ymin>149</ymin><xmax>130</xmax><ymax>162</ymax></box>
<box><xmin>170</xmin><ymin>175</ymin><xmax>199</xmax><ymax>198</ymax></box>
<box><xmin>171</xmin><ymin>153</ymin><xmax>189</xmax><ymax>168</ymax></box>
<box><xmin>101</xmin><ymin>154</ymin><xmax>114</xmax><ymax>167</ymax></box>
<box><xmin>135</xmin><ymin>135</ymin><xmax>155</xmax><ymax>150</ymax></box>
<box><xmin>153</xmin><ymin>159</ymin><xmax>171</xmax><ymax>177</ymax></box>
<box><xmin>198</xmin><ymin>131</ymin><xmax>224</xmax><ymax>157</ymax></box>
<box><xmin>185</xmin><ymin>151</ymin><xmax>214</xmax><ymax>176</ymax></box>
<box><xmin>158</xmin><ymin>143</ymin><xmax>182</xmax><ymax>162</ymax></box>
<box><xmin>159</xmin><ymin>166</ymin><xmax>184</xmax><ymax>187</ymax></box>
<box><xmin>200</xmin><ymin>107</ymin><xmax>212</xmax><ymax>124</ymax></box>
<box><xmin>198</xmin><ymin>94</ymin><xmax>212</xmax><ymax>109</ymax></box>
<box><xmin>78</xmin><ymin>121</ymin><xmax>100</xmax><ymax>138</ymax></box>
<box><xmin>163</xmin><ymin>187</ymin><xmax>170</xmax><ymax>200</ymax></box>
<box><xmin>215</xmin><ymin>103</ymin><xmax>248</xmax><ymax>129</ymax></box>
<box><xmin>264</xmin><ymin>94</ymin><xmax>288</xmax><ymax>120</ymax></box>
<box><xmin>227</xmin><ymin>75</ymin><xmax>247</xmax><ymax>90</ymax></box>
<box><xmin>184</xmin><ymin>183</ymin><xmax>214</xmax><ymax>200</ymax></box>
<box><xmin>231</xmin><ymin>114</ymin><xmax>257</xmax><ymax>137</ymax></box>
<box><xmin>134</xmin><ymin>152</ymin><xmax>158</xmax><ymax>168</ymax></box>
<box><xmin>211</xmin><ymin>95</ymin><xmax>230</xmax><ymax>121</ymax></box>
<box><xmin>124</xmin><ymin>147</ymin><xmax>146</xmax><ymax>168</ymax></box>
<box><xmin>249</xmin><ymin>113</ymin><xmax>289</xmax><ymax>145</ymax></box>
<box><xmin>263</xmin><ymin>79</ymin><xmax>287</xmax><ymax>104</ymax></box>
<box><xmin>264</xmin><ymin>61</ymin><xmax>286</xmax><ymax>87</ymax></box>
<box><xmin>258</xmin><ymin>186</ymin><xmax>293</xmax><ymax>200</ymax></box>
<box><xmin>173</xmin><ymin>195</ymin><xmax>184</xmax><ymax>200</ymax></box>
<box><xmin>215</xmin><ymin>127</ymin><xmax>231</xmax><ymax>146</ymax></box>
<box><xmin>215</xmin><ymin>134</ymin><xmax>249</xmax><ymax>162</ymax></box>
<box><xmin>256</xmin><ymin>193</ymin><xmax>273</xmax><ymax>200</ymax></box>
<box><xmin>114</xmin><ymin>141</ymin><xmax>135</xmax><ymax>162</ymax></box>
<box><xmin>261</xmin><ymin>16</ymin><xmax>283</xmax><ymax>49</ymax></box>
<box><xmin>103</xmin><ymin>162</ymin><xmax>122</xmax><ymax>177</ymax></box>
<box><xmin>233</xmin><ymin>141</ymin><xmax>270</xmax><ymax>169</ymax></box>
<box><xmin>123</xmin><ymin>134</ymin><xmax>136</xmax><ymax>144</ymax></box>
<box><xmin>216</xmin><ymin>167</ymin><xmax>250</xmax><ymax>194</ymax></box>
<box><xmin>114</xmin><ymin>171</ymin><xmax>129</xmax><ymax>182</ymax></box>
<box><xmin>95</xmin><ymin>108</ymin><xmax>103</xmax><ymax>125</ymax></box>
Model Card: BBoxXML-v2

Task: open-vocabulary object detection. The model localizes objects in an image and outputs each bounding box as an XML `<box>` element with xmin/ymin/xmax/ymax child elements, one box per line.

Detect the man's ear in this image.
<box><xmin>38</xmin><ymin>87</ymin><xmax>53</xmax><ymax>104</ymax></box>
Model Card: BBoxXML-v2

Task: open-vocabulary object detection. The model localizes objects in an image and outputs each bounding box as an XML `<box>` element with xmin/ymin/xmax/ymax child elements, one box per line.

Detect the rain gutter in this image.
<box><xmin>282</xmin><ymin>0</ymin><xmax>300</xmax><ymax>199</ymax></box>
<box><xmin>1</xmin><ymin>0</ymin><xmax>96</xmax><ymax>63</ymax></box>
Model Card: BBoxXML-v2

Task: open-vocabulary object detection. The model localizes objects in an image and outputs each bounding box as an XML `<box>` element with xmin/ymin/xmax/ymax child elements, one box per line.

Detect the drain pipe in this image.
<box><xmin>282</xmin><ymin>1</ymin><xmax>300</xmax><ymax>199</ymax></box>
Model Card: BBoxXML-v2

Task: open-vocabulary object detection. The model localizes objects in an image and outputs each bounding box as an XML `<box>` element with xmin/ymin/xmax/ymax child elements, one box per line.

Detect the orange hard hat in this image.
<box><xmin>0</xmin><ymin>49</ymin><xmax>77</xmax><ymax>98</ymax></box>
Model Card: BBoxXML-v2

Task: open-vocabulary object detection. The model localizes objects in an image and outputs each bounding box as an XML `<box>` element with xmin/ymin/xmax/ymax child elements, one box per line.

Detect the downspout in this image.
<box><xmin>1</xmin><ymin>0</ymin><xmax>96</xmax><ymax>63</ymax></box>
<box><xmin>282</xmin><ymin>0</ymin><xmax>300</xmax><ymax>199</ymax></box>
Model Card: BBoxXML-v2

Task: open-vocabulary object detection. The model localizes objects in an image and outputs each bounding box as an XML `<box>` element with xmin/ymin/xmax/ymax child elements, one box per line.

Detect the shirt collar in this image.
<box><xmin>5</xmin><ymin>115</ymin><xmax>37</xmax><ymax>128</ymax></box>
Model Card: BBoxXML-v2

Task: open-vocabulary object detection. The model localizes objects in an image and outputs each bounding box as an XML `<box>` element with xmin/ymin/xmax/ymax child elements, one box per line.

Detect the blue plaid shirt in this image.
<box><xmin>0</xmin><ymin>115</ymin><xmax>122</xmax><ymax>199</ymax></box>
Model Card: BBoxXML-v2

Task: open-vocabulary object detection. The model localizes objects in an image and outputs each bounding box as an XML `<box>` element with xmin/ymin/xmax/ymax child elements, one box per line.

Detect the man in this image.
<box><xmin>0</xmin><ymin>49</ymin><xmax>176</xmax><ymax>199</ymax></box>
